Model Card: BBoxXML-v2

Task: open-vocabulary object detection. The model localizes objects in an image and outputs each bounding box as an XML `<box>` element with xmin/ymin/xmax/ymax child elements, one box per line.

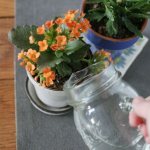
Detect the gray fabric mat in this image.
<box><xmin>15</xmin><ymin>0</ymin><xmax>150</xmax><ymax>149</ymax></box>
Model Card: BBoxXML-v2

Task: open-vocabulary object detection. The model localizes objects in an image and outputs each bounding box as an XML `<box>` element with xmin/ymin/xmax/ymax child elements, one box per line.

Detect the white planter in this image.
<box><xmin>27</xmin><ymin>71</ymin><xmax>68</xmax><ymax>108</ymax></box>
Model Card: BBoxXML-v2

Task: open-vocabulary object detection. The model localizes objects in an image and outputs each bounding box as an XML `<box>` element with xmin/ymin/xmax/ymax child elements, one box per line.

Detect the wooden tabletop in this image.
<box><xmin>0</xmin><ymin>0</ymin><xmax>16</xmax><ymax>149</ymax></box>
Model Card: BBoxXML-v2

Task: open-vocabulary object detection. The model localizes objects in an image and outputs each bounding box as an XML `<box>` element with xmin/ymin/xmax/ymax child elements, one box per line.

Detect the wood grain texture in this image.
<box><xmin>0</xmin><ymin>0</ymin><xmax>16</xmax><ymax>149</ymax></box>
<box><xmin>0</xmin><ymin>20</ymin><xmax>14</xmax><ymax>79</ymax></box>
<box><xmin>0</xmin><ymin>18</ymin><xmax>14</xmax><ymax>80</ymax></box>
<box><xmin>0</xmin><ymin>44</ymin><xmax>14</xmax><ymax>80</ymax></box>
<box><xmin>0</xmin><ymin>18</ymin><xmax>14</xmax><ymax>45</ymax></box>
<box><xmin>0</xmin><ymin>0</ymin><xmax>14</xmax><ymax>17</ymax></box>
<box><xmin>0</xmin><ymin>80</ymin><xmax>16</xmax><ymax>150</ymax></box>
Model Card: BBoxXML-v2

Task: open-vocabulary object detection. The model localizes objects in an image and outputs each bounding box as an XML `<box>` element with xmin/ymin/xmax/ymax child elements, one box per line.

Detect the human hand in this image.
<box><xmin>129</xmin><ymin>96</ymin><xmax>150</xmax><ymax>144</ymax></box>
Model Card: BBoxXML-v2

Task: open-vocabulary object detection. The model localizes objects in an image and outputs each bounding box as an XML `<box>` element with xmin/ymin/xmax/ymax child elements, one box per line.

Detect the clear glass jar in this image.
<box><xmin>64</xmin><ymin>62</ymin><xmax>145</xmax><ymax>150</ymax></box>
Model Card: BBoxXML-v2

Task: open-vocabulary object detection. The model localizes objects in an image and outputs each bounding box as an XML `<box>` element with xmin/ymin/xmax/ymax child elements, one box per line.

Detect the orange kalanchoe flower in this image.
<box><xmin>64</xmin><ymin>9</ymin><xmax>79</xmax><ymax>23</ymax></box>
<box><xmin>45</xmin><ymin>20</ymin><xmax>54</xmax><ymax>28</ymax></box>
<box><xmin>76</xmin><ymin>23</ymin><xmax>82</xmax><ymax>30</ymax></box>
<box><xmin>25</xmin><ymin>62</ymin><xmax>36</xmax><ymax>75</ymax></box>
<box><xmin>18</xmin><ymin>50</ymin><xmax>25</xmax><ymax>60</ymax></box>
<box><xmin>70</xmin><ymin>28</ymin><xmax>81</xmax><ymax>38</ymax></box>
<box><xmin>98</xmin><ymin>50</ymin><xmax>112</xmax><ymax>62</ymax></box>
<box><xmin>26</xmin><ymin>49</ymin><xmax>40</xmax><ymax>62</ymax></box>
<box><xmin>99</xmin><ymin>49</ymin><xmax>111</xmax><ymax>57</ymax></box>
<box><xmin>66</xmin><ymin>20</ymin><xmax>77</xmax><ymax>29</ymax></box>
<box><xmin>42</xmin><ymin>67</ymin><xmax>56</xmax><ymax>87</ymax></box>
<box><xmin>38</xmin><ymin>40</ymin><xmax>48</xmax><ymax>51</ymax></box>
<box><xmin>37</xmin><ymin>25</ymin><xmax>45</xmax><ymax>35</ymax></box>
<box><xmin>67</xmin><ymin>9</ymin><xmax>79</xmax><ymax>15</ymax></box>
<box><xmin>56</xmin><ymin>27</ymin><xmax>62</xmax><ymax>33</ymax></box>
<box><xmin>55</xmin><ymin>18</ymin><xmax>64</xmax><ymax>25</ymax></box>
<box><xmin>80</xmin><ymin>18</ymin><xmax>91</xmax><ymax>32</ymax></box>
<box><xmin>29</xmin><ymin>35</ymin><xmax>35</xmax><ymax>44</ymax></box>
<box><xmin>64</xmin><ymin>14</ymin><xmax>74</xmax><ymax>23</ymax></box>
<box><xmin>50</xmin><ymin>43</ymin><xmax>59</xmax><ymax>51</ymax></box>
<box><xmin>56</xmin><ymin>35</ymin><xmax>67</xmax><ymax>46</ymax></box>
<box><xmin>80</xmin><ymin>12</ymin><xmax>85</xmax><ymax>18</ymax></box>
<box><xmin>19</xmin><ymin>61</ymin><xmax>26</xmax><ymax>67</ymax></box>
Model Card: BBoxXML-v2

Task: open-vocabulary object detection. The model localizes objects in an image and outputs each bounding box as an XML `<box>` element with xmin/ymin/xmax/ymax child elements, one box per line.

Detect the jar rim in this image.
<box><xmin>64</xmin><ymin>61</ymin><xmax>120</xmax><ymax>91</ymax></box>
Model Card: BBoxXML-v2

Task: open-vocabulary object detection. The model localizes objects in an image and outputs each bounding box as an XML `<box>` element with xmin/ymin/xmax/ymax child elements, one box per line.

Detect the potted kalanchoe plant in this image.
<box><xmin>9</xmin><ymin>10</ymin><xmax>111</xmax><ymax>108</ymax></box>
<box><xmin>82</xmin><ymin>0</ymin><xmax>149</xmax><ymax>50</ymax></box>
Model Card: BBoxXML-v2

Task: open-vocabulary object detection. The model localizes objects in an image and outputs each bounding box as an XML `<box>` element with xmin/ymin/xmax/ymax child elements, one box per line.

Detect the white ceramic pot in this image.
<box><xmin>27</xmin><ymin>71</ymin><xmax>68</xmax><ymax>108</ymax></box>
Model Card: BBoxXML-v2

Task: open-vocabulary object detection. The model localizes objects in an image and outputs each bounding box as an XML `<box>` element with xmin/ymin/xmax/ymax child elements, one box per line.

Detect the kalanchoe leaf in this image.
<box><xmin>55</xmin><ymin>50</ymin><xmax>63</xmax><ymax>58</ymax></box>
<box><xmin>65</xmin><ymin>40</ymin><xmax>87</xmax><ymax>55</ymax></box>
<box><xmin>62</xmin><ymin>54</ymin><xmax>71</xmax><ymax>63</ymax></box>
<box><xmin>56</xmin><ymin>62</ymin><xmax>72</xmax><ymax>77</ymax></box>
<box><xmin>37</xmin><ymin>51</ymin><xmax>63</xmax><ymax>70</ymax></box>
<box><xmin>123</xmin><ymin>17</ymin><xmax>143</xmax><ymax>37</ymax></box>
<box><xmin>8</xmin><ymin>25</ymin><xmax>38</xmax><ymax>50</ymax></box>
<box><xmin>69</xmin><ymin>44</ymin><xmax>90</xmax><ymax>62</ymax></box>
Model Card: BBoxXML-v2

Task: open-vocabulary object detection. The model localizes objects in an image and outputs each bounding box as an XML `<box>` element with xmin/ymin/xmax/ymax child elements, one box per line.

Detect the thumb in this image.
<box><xmin>132</xmin><ymin>97</ymin><xmax>150</xmax><ymax>120</ymax></box>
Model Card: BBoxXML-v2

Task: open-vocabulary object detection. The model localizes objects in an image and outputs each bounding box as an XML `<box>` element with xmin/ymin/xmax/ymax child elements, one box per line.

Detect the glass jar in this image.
<box><xmin>64</xmin><ymin>62</ymin><xmax>145</xmax><ymax>150</ymax></box>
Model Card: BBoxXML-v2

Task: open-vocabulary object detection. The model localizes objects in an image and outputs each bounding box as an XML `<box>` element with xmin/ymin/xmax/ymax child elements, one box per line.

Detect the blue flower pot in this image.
<box><xmin>81</xmin><ymin>0</ymin><xmax>148</xmax><ymax>51</ymax></box>
<box><xmin>86</xmin><ymin>29</ymin><xmax>139</xmax><ymax>50</ymax></box>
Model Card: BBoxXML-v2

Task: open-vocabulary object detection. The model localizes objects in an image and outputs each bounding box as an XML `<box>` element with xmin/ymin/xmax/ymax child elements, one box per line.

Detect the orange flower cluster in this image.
<box><xmin>97</xmin><ymin>50</ymin><xmax>112</xmax><ymax>62</ymax></box>
<box><xmin>100</xmin><ymin>50</ymin><xmax>111</xmax><ymax>58</ymax></box>
<box><xmin>18</xmin><ymin>50</ymin><xmax>25</xmax><ymax>60</ymax></box>
<box><xmin>37</xmin><ymin>25</ymin><xmax>45</xmax><ymax>35</ymax></box>
<box><xmin>26</xmin><ymin>49</ymin><xmax>40</xmax><ymax>62</ymax></box>
<box><xmin>42</xmin><ymin>67</ymin><xmax>56</xmax><ymax>87</ymax></box>
<box><xmin>55</xmin><ymin>18</ymin><xmax>64</xmax><ymax>25</ymax></box>
<box><xmin>25</xmin><ymin>62</ymin><xmax>36</xmax><ymax>75</ymax></box>
<box><xmin>18</xmin><ymin>49</ymin><xmax>40</xmax><ymax>75</ymax></box>
<box><xmin>45</xmin><ymin>20</ymin><xmax>54</xmax><ymax>28</ymax></box>
<box><xmin>50</xmin><ymin>35</ymin><xmax>67</xmax><ymax>51</ymax></box>
<box><xmin>38</xmin><ymin>40</ymin><xmax>48</xmax><ymax>51</ymax></box>
<box><xmin>64</xmin><ymin>10</ymin><xmax>78</xmax><ymax>23</ymax></box>
<box><xmin>35</xmin><ymin>10</ymin><xmax>91</xmax><ymax>52</ymax></box>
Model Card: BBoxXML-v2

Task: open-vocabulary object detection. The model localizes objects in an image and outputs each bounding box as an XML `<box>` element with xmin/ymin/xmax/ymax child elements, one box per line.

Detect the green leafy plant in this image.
<box><xmin>85</xmin><ymin>0</ymin><xmax>150</xmax><ymax>38</ymax></box>
<box><xmin>9</xmin><ymin>10</ymin><xmax>111</xmax><ymax>90</ymax></box>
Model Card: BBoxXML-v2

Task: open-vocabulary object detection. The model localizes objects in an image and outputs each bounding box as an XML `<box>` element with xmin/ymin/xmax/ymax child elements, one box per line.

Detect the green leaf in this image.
<box><xmin>37</xmin><ymin>51</ymin><xmax>63</xmax><ymax>70</ymax></box>
<box><xmin>86</xmin><ymin>0</ymin><xmax>104</xmax><ymax>4</ymax></box>
<box><xmin>65</xmin><ymin>40</ymin><xmax>86</xmax><ymax>55</ymax></box>
<box><xmin>129</xmin><ymin>13</ymin><xmax>150</xmax><ymax>19</ymax></box>
<box><xmin>62</xmin><ymin>54</ymin><xmax>71</xmax><ymax>63</ymax></box>
<box><xmin>105</xmin><ymin>5</ymin><xmax>114</xmax><ymax>21</ymax></box>
<box><xmin>88</xmin><ymin>11</ymin><xmax>106</xmax><ymax>22</ymax></box>
<box><xmin>56</xmin><ymin>63</ymin><xmax>72</xmax><ymax>77</ymax></box>
<box><xmin>106</xmin><ymin>20</ymin><xmax>118</xmax><ymax>36</ymax></box>
<box><xmin>123</xmin><ymin>17</ymin><xmax>143</xmax><ymax>37</ymax></box>
<box><xmin>140</xmin><ymin>5</ymin><xmax>150</xmax><ymax>12</ymax></box>
<box><xmin>69</xmin><ymin>45</ymin><xmax>90</xmax><ymax>62</ymax></box>
<box><xmin>55</xmin><ymin>50</ymin><xmax>63</xmax><ymax>58</ymax></box>
<box><xmin>129</xmin><ymin>1</ymin><xmax>149</xmax><ymax>10</ymax></box>
<box><xmin>8</xmin><ymin>25</ymin><xmax>38</xmax><ymax>50</ymax></box>
<box><xmin>70</xmin><ymin>61</ymin><xmax>86</xmax><ymax>72</ymax></box>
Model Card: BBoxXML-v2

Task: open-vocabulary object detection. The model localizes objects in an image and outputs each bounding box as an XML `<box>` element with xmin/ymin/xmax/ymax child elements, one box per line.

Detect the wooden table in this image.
<box><xmin>0</xmin><ymin>0</ymin><xmax>16</xmax><ymax>149</ymax></box>
<box><xmin>1</xmin><ymin>0</ymin><xmax>150</xmax><ymax>149</ymax></box>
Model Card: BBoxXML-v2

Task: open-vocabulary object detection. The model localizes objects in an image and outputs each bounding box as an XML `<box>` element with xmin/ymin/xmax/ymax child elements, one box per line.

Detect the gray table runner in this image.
<box><xmin>15</xmin><ymin>0</ymin><xmax>150</xmax><ymax>149</ymax></box>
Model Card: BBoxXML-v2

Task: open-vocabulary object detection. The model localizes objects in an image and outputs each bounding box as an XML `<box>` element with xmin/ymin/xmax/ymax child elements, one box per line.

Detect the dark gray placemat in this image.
<box><xmin>15</xmin><ymin>0</ymin><xmax>88</xmax><ymax>150</ymax></box>
<box><xmin>15</xmin><ymin>0</ymin><xmax>150</xmax><ymax>149</ymax></box>
<box><xmin>123</xmin><ymin>23</ymin><xmax>150</xmax><ymax>97</ymax></box>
